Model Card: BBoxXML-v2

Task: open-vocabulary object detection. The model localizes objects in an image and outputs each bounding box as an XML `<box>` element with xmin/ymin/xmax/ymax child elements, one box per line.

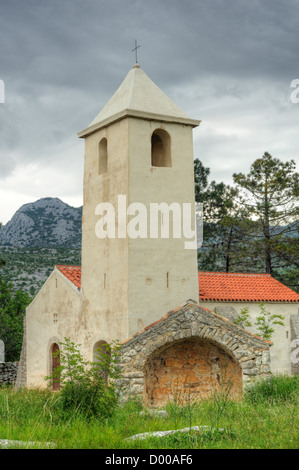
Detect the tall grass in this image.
<box><xmin>245</xmin><ymin>374</ymin><xmax>299</xmax><ymax>404</ymax></box>
<box><xmin>0</xmin><ymin>374</ymin><xmax>298</xmax><ymax>449</ymax></box>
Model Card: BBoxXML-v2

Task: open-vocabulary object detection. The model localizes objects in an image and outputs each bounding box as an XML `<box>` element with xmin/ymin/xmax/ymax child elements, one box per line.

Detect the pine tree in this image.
<box><xmin>233</xmin><ymin>152</ymin><xmax>299</xmax><ymax>282</ymax></box>
<box><xmin>194</xmin><ymin>160</ymin><xmax>253</xmax><ymax>272</ymax></box>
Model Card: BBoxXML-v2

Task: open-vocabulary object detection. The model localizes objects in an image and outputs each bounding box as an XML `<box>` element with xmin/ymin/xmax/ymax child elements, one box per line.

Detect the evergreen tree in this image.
<box><xmin>233</xmin><ymin>152</ymin><xmax>299</xmax><ymax>284</ymax></box>
<box><xmin>194</xmin><ymin>160</ymin><xmax>253</xmax><ymax>272</ymax></box>
<box><xmin>0</xmin><ymin>280</ymin><xmax>31</xmax><ymax>361</ymax></box>
<box><xmin>0</xmin><ymin>222</ymin><xmax>31</xmax><ymax>361</ymax></box>
<box><xmin>194</xmin><ymin>158</ymin><xmax>210</xmax><ymax>201</ymax></box>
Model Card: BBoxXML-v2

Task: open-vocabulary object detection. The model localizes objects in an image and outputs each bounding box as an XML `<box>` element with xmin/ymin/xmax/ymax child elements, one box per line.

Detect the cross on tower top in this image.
<box><xmin>132</xmin><ymin>39</ymin><xmax>141</xmax><ymax>64</ymax></box>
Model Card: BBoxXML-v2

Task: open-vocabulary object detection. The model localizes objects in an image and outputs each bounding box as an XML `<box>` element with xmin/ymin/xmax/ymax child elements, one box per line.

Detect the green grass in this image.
<box><xmin>245</xmin><ymin>373</ymin><xmax>299</xmax><ymax>404</ymax></box>
<box><xmin>0</xmin><ymin>375</ymin><xmax>298</xmax><ymax>449</ymax></box>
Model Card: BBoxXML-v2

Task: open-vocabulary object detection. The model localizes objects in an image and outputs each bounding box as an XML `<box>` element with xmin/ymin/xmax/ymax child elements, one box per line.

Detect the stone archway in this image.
<box><xmin>118</xmin><ymin>301</ymin><xmax>271</xmax><ymax>406</ymax></box>
<box><xmin>144</xmin><ymin>338</ymin><xmax>242</xmax><ymax>406</ymax></box>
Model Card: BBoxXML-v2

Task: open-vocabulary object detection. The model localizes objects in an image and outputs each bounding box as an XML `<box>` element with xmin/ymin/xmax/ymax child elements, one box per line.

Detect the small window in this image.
<box><xmin>151</xmin><ymin>129</ymin><xmax>171</xmax><ymax>167</ymax></box>
<box><xmin>98</xmin><ymin>138</ymin><xmax>108</xmax><ymax>174</ymax></box>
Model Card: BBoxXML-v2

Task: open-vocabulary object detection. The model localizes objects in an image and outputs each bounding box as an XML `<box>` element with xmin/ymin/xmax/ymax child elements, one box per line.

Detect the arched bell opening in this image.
<box><xmin>151</xmin><ymin>129</ymin><xmax>171</xmax><ymax>167</ymax></box>
<box><xmin>98</xmin><ymin>137</ymin><xmax>108</xmax><ymax>174</ymax></box>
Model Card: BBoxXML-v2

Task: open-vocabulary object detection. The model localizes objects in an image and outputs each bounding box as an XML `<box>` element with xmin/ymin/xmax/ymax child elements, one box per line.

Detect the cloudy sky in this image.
<box><xmin>0</xmin><ymin>0</ymin><xmax>298</xmax><ymax>224</ymax></box>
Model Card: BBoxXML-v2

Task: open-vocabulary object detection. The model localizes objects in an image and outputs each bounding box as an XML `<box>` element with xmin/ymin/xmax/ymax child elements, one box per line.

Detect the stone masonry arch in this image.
<box><xmin>117</xmin><ymin>301</ymin><xmax>271</xmax><ymax>406</ymax></box>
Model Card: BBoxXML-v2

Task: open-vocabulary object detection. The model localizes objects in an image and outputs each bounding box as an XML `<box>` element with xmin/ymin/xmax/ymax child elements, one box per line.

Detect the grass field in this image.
<box><xmin>0</xmin><ymin>374</ymin><xmax>298</xmax><ymax>449</ymax></box>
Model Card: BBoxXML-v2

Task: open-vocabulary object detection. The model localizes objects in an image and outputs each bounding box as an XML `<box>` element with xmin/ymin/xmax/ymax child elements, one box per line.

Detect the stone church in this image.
<box><xmin>16</xmin><ymin>63</ymin><xmax>298</xmax><ymax>405</ymax></box>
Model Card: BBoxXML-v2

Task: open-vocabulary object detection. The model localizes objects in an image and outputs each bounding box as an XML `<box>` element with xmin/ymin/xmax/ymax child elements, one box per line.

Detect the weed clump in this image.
<box><xmin>245</xmin><ymin>374</ymin><xmax>299</xmax><ymax>404</ymax></box>
<box><xmin>59</xmin><ymin>380</ymin><xmax>118</xmax><ymax>420</ymax></box>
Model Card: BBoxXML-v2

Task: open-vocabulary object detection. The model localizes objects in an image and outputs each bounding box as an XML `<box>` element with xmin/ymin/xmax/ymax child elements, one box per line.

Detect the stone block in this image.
<box><xmin>240</xmin><ymin>360</ymin><xmax>256</xmax><ymax>369</ymax></box>
<box><xmin>242</xmin><ymin>368</ymin><xmax>258</xmax><ymax>376</ymax></box>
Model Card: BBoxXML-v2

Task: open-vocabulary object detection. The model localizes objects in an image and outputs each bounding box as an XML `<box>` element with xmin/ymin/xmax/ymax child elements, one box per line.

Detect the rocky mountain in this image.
<box><xmin>0</xmin><ymin>198</ymin><xmax>82</xmax><ymax>248</ymax></box>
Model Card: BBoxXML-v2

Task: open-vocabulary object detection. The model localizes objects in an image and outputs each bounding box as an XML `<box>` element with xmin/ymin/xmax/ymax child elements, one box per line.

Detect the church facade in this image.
<box><xmin>17</xmin><ymin>63</ymin><xmax>298</xmax><ymax>402</ymax></box>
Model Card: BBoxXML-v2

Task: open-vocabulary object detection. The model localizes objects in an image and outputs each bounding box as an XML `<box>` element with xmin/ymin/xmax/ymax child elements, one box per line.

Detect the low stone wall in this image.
<box><xmin>0</xmin><ymin>362</ymin><xmax>19</xmax><ymax>386</ymax></box>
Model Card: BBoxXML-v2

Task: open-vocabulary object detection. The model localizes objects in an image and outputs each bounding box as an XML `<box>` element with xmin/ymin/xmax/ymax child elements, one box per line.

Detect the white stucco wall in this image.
<box><xmin>200</xmin><ymin>301</ymin><xmax>299</xmax><ymax>374</ymax></box>
<box><xmin>25</xmin><ymin>268</ymin><xmax>81</xmax><ymax>387</ymax></box>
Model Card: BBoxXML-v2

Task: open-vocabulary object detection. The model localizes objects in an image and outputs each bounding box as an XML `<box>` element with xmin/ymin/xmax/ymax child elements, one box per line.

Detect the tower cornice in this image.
<box><xmin>78</xmin><ymin>108</ymin><xmax>200</xmax><ymax>138</ymax></box>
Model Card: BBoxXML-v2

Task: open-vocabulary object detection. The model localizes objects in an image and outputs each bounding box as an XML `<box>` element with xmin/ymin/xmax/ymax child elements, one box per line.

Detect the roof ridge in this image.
<box><xmin>198</xmin><ymin>271</ymin><xmax>270</xmax><ymax>276</ymax></box>
<box><xmin>128</xmin><ymin>67</ymin><xmax>136</xmax><ymax>108</ymax></box>
<box><xmin>56</xmin><ymin>264</ymin><xmax>82</xmax><ymax>268</ymax></box>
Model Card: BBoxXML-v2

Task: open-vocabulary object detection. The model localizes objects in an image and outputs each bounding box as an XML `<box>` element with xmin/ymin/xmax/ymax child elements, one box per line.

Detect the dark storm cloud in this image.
<box><xmin>0</xmin><ymin>0</ymin><xmax>298</xmax><ymax>221</ymax></box>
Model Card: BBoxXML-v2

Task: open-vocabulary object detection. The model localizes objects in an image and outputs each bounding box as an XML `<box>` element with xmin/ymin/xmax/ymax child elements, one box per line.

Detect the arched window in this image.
<box><xmin>51</xmin><ymin>343</ymin><xmax>60</xmax><ymax>391</ymax></box>
<box><xmin>98</xmin><ymin>138</ymin><xmax>108</xmax><ymax>174</ymax></box>
<box><xmin>151</xmin><ymin>129</ymin><xmax>171</xmax><ymax>167</ymax></box>
<box><xmin>93</xmin><ymin>340</ymin><xmax>111</xmax><ymax>383</ymax></box>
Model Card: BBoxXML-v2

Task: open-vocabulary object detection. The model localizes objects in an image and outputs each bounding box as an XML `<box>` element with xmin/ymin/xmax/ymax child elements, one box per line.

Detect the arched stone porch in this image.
<box><xmin>117</xmin><ymin>301</ymin><xmax>271</xmax><ymax>406</ymax></box>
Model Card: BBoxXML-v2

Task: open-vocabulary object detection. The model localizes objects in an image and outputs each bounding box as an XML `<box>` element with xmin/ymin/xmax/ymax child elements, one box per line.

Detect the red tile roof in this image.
<box><xmin>55</xmin><ymin>265</ymin><xmax>299</xmax><ymax>303</ymax></box>
<box><xmin>56</xmin><ymin>265</ymin><xmax>81</xmax><ymax>289</ymax></box>
<box><xmin>198</xmin><ymin>271</ymin><xmax>299</xmax><ymax>302</ymax></box>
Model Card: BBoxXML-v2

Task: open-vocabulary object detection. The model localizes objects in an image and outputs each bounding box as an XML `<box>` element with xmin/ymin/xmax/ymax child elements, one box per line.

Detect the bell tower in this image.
<box><xmin>78</xmin><ymin>64</ymin><xmax>200</xmax><ymax>343</ymax></box>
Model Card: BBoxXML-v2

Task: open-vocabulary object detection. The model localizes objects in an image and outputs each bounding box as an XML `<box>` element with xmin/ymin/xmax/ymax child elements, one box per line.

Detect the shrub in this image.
<box><xmin>45</xmin><ymin>337</ymin><xmax>121</xmax><ymax>420</ymax></box>
<box><xmin>59</xmin><ymin>380</ymin><xmax>118</xmax><ymax>420</ymax></box>
<box><xmin>254</xmin><ymin>302</ymin><xmax>284</xmax><ymax>342</ymax></box>
<box><xmin>245</xmin><ymin>374</ymin><xmax>299</xmax><ymax>404</ymax></box>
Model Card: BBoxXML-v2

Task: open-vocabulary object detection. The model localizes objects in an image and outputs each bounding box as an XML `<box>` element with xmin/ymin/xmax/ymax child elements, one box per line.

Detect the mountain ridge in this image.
<box><xmin>0</xmin><ymin>197</ymin><xmax>82</xmax><ymax>248</ymax></box>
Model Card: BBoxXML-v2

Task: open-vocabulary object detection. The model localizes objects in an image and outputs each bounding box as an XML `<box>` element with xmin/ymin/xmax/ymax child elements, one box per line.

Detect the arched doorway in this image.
<box><xmin>51</xmin><ymin>343</ymin><xmax>60</xmax><ymax>391</ymax></box>
<box><xmin>144</xmin><ymin>338</ymin><xmax>242</xmax><ymax>406</ymax></box>
<box><xmin>93</xmin><ymin>340</ymin><xmax>111</xmax><ymax>383</ymax></box>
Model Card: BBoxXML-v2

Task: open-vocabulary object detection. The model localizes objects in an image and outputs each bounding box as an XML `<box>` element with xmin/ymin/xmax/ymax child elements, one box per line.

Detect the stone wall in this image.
<box><xmin>117</xmin><ymin>300</ymin><xmax>271</xmax><ymax>406</ymax></box>
<box><xmin>0</xmin><ymin>362</ymin><xmax>18</xmax><ymax>386</ymax></box>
